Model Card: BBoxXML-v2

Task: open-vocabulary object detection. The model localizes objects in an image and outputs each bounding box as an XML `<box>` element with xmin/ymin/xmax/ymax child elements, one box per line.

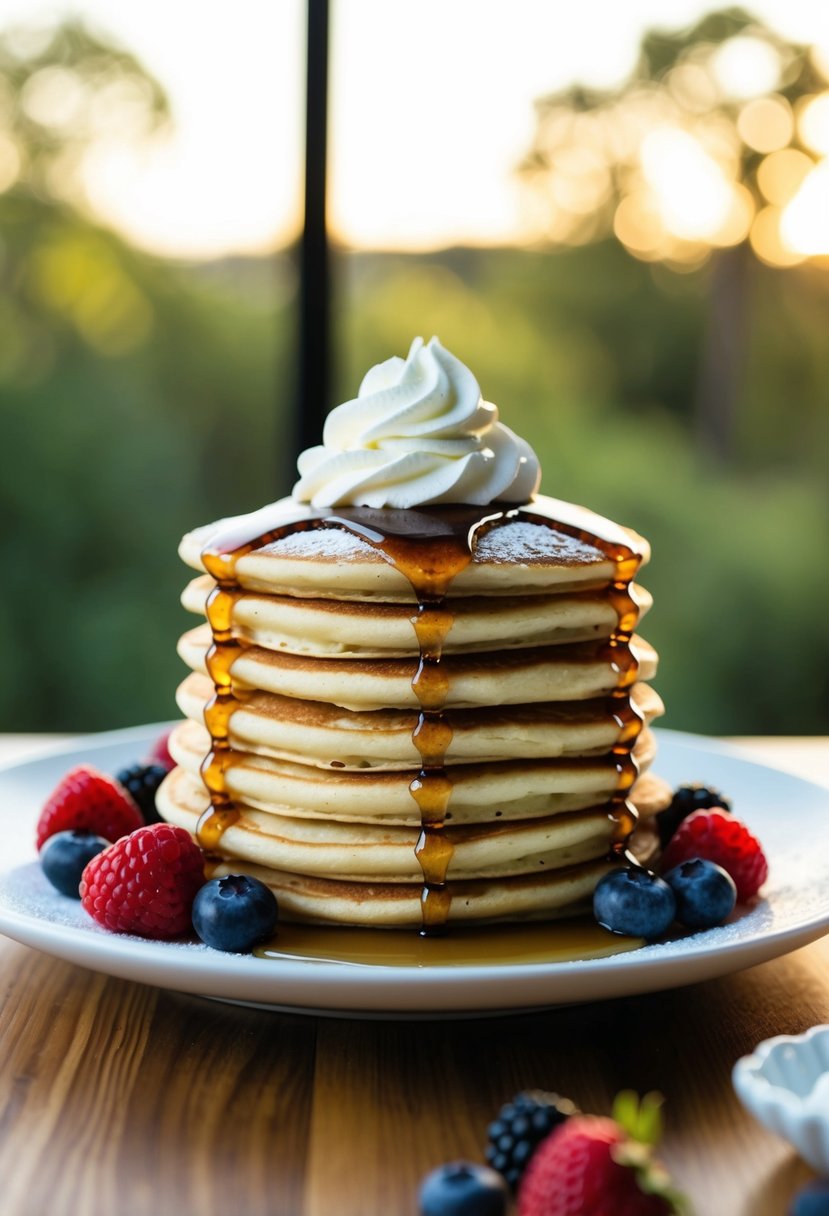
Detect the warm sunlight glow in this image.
<box><xmin>798</xmin><ymin>92</ymin><xmax>829</xmax><ymax>155</ymax></box>
<box><xmin>781</xmin><ymin>161</ymin><xmax>829</xmax><ymax>253</ymax></box>
<box><xmin>710</xmin><ymin>35</ymin><xmax>782</xmax><ymax>99</ymax></box>
<box><xmin>1</xmin><ymin>0</ymin><xmax>829</xmax><ymax>258</ymax></box>
<box><xmin>641</xmin><ymin>128</ymin><xmax>734</xmax><ymax>240</ymax></box>
<box><xmin>737</xmin><ymin>95</ymin><xmax>794</xmax><ymax>152</ymax></box>
<box><xmin>757</xmin><ymin>148</ymin><xmax>814</xmax><ymax>205</ymax></box>
<box><xmin>81</xmin><ymin>136</ymin><xmax>301</xmax><ymax>259</ymax></box>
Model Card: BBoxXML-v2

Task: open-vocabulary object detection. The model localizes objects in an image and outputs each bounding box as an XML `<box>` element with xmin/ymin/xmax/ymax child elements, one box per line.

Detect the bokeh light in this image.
<box><xmin>798</xmin><ymin>91</ymin><xmax>829</xmax><ymax>153</ymax></box>
<box><xmin>781</xmin><ymin>161</ymin><xmax>829</xmax><ymax>253</ymax></box>
<box><xmin>522</xmin><ymin>18</ymin><xmax>829</xmax><ymax>270</ymax></box>
<box><xmin>737</xmin><ymin>95</ymin><xmax>793</xmax><ymax>151</ymax></box>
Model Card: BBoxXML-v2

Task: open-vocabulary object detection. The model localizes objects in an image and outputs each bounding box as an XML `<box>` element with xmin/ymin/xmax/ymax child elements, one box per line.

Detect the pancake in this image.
<box><xmin>175</xmin><ymin>671</ymin><xmax>664</xmax><ymax>769</ymax></box>
<box><xmin>206</xmin><ymin>857</ymin><xmax>618</xmax><ymax>927</ymax></box>
<box><xmin>167</xmin><ymin>716</ymin><xmax>665</xmax><ymax>826</ymax></box>
<box><xmin>177</xmin><ymin>623</ymin><xmax>658</xmax><ymax>711</ymax></box>
<box><xmin>180</xmin><ymin>574</ymin><xmax>653</xmax><ymax>657</ymax></box>
<box><xmin>160</xmin><ymin>765</ymin><xmax>631</xmax><ymax>882</ymax></box>
<box><xmin>178</xmin><ymin>498</ymin><xmax>650</xmax><ymax>602</ymax></box>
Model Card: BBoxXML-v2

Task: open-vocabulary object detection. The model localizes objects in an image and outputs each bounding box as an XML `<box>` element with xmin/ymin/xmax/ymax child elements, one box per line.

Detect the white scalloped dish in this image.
<box><xmin>733</xmin><ymin>1025</ymin><xmax>829</xmax><ymax>1172</ymax></box>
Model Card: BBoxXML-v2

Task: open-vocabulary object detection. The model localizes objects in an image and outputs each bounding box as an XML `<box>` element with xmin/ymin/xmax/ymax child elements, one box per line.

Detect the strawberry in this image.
<box><xmin>80</xmin><ymin>823</ymin><xmax>205</xmax><ymax>940</ymax></box>
<box><xmin>659</xmin><ymin>808</ymin><xmax>767</xmax><ymax>903</ymax></box>
<box><xmin>518</xmin><ymin>1093</ymin><xmax>686</xmax><ymax>1216</ymax></box>
<box><xmin>36</xmin><ymin>765</ymin><xmax>144</xmax><ymax>851</ymax></box>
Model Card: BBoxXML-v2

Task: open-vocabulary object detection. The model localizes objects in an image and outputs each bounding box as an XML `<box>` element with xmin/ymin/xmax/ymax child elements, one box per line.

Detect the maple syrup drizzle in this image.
<box><xmin>197</xmin><ymin>500</ymin><xmax>647</xmax><ymax>932</ymax></box>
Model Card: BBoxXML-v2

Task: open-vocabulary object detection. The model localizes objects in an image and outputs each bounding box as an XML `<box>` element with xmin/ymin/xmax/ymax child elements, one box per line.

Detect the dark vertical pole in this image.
<box><xmin>296</xmin><ymin>0</ymin><xmax>331</xmax><ymax>463</ymax></box>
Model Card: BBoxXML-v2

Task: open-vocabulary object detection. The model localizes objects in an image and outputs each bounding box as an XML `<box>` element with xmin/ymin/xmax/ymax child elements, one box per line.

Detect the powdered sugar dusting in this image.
<box><xmin>474</xmin><ymin>521</ymin><xmax>605</xmax><ymax>566</ymax></box>
<box><xmin>254</xmin><ymin>520</ymin><xmax>607</xmax><ymax>566</ymax></box>
<box><xmin>257</xmin><ymin>529</ymin><xmax>377</xmax><ymax>561</ymax></box>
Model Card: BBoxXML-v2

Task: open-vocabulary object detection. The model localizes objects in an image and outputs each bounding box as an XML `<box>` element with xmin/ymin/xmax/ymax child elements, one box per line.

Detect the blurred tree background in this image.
<box><xmin>1</xmin><ymin>10</ymin><xmax>828</xmax><ymax>735</ymax></box>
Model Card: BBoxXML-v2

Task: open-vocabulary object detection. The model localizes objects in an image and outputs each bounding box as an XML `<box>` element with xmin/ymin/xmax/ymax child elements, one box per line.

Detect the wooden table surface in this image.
<box><xmin>1</xmin><ymin>734</ymin><xmax>828</xmax><ymax>1216</ymax></box>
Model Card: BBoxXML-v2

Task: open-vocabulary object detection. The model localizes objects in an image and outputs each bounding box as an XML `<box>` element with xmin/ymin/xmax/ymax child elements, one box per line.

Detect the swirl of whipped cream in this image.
<box><xmin>292</xmin><ymin>337</ymin><xmax>541</xmax><ymax>509</ymax></box>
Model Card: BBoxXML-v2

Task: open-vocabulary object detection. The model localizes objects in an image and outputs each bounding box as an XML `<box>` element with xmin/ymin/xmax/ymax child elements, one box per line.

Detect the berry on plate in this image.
<box><xmin>517</xmin><ymin>1092</ymin><xmax>686</xmax><ymax>1216</ymax></box>
<box><xmin>192</xmin><ymin>875</ymin><xmax>279</xmax><ymax>953</ymax></box>
<box><xmin>486</xmin><ymin>1090</ymin><xmax>577</xmax><ymax>1192</ymax></box>
<box><xmin>419</xmin><ymin>1161</ymin><xmax>508</xmax><ymax>1216</ymax></box>
<box><xmin>593</xmin><ymin>866</ymin><xmax>676</xmax><ymax>940</ymax></box>
<box><xmin>664</xmin><ymin>858</ymin><xmax>736</xmax><ymax>930</ymax></box>
<box><xmin>115</xmin><ymin>762</ymin><xmax>169</xmax><ymax>824</ymax></box>
<box><xmin>659</xmin><ymin>809</ymin><xmax>768</xmax><ymax>903</ymax></box>
<box><xmin>655</xmin><ymin>784</ymin><xmax>731</xmax><ymax>847</ymax></box>
<box><xmin>40</xmin><ymin>830</ymin><xmax>109</xmax><ymax>898</ymax></box>
<box><xmin>789</xmin><ymin>1178</ymin><xmax>829</xmax><ymax>1215</ymax></box>
<box><xmin>36</xmin><ymin>765</ymin><xmax>144</xmax><ymax>850</ymax></box>
<box><xmin>147</xmin><ymin>727</ymin><xmax>176</xmax><ymax>772</ymax></box>
<box><xmin>80</xmin><ymin>823</ymin><xmax>205</xmax><ymax>940</ymax></box>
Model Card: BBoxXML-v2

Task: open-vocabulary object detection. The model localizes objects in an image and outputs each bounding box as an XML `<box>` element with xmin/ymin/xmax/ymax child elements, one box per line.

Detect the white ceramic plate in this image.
<box><xmin>0</xmin><ymin>726</ymin><xmax>827</xmax><ymax>1018</ymax></box>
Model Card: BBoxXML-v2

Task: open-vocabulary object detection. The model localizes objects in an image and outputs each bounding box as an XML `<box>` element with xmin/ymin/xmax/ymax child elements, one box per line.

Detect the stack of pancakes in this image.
<box><xmin>158</xmin><ymin>502</ymin><xmax>669</xmax><ymax>928</ymax></box>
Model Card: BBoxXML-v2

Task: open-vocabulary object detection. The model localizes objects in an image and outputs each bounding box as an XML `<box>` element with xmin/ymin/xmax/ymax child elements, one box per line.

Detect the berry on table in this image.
<box><xmin>115</xmin><ymin>762</ymin><xmax>169</xmax><ymax>824</ymax></box>
<box><xmin>593</xmin><ymin>866</ymin><xmax>676</xmax><ymax>940</ymax></box>
<box><xmin>147</xmin><ymin>727</ymin><xmax>176</xmax><ymax>772</ymax></box>
<box><xmin>80</xmin><ymin>823</ymin><xmax>205</xmax><ymax>940</ymax></box>
<box><xmin>517</xmin><ymin>1093</ymin><xmax>685</xmax><ymax>1216</ymax></box>
<box><xmin>664</xmin><ymin>858</ymin><xmax>736</xmax><ymax>930</ymax></box>
<box><xmin>790</xmin><ymin>1179</ymin><xmax>829</xmax><ymax>1215</ymax></box>
<box><xmin>36</xmin><ymin>765</ymin><xmax>144</xmax><ymax>850</ymax></box>
<box><xmin>192</xmin><ymin>875</ymin><xmax>279</xmax><ymax>953</ymax></box>
<box><xmin>419</xmin><ymin>1161</ymin><xmax>508</xmax><ymax>1216</ymax></box>
<box><xmin>659</xmin><ymin>809</ymin><xmax>768</xmax><ymax>903</ymax></box>
<box><xmin>486</xmin><ymin>1090</ymin><xmax>577</xmax><ymax>1191</ymax></box>
<box><xmin>656</xmin><ymin>784</ymin><xmax>731</xmax><ymax>847</ymax></box>
<box><xmin>40</xmin><ymin>830</ymin><xmax>109</xmax><ymax>898</ymax></box>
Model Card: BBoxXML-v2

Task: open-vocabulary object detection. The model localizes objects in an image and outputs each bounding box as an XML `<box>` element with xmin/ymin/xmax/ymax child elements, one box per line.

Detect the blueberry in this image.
<box><xmin>192</xmin><ymin>875</ymin><xmax>278</xmax><ymax>953</ymax></box>
<box><xmin>593</xmin><ymin>865</ymin><xmax>676</xmax><ymax>940</ymax></box>
<box><xmin>419</xmin><ymin>1162</ymin><xmax>508</xmax><ymax>1216</ymax></box>
<box><xmin>40</xmin><ymin>830</ymin><xmax>109</xmax><ymax>898</ymax></box>
<box><xmin>790</xmin><ymin>1179</ymin><xmax>829</xmax><ymax>1215</ymax></box>
<box><xmin>664</xmin><ymin>858</ymin><xmax>736</xmax><ymax>930</ymax></box>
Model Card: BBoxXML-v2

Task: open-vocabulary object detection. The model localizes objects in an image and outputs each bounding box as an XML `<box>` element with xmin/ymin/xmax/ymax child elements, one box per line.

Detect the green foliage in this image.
<box><xmin>0</xmin><ymin>196</ymin><xmax>293</xmax><ymax>730</ymax></box>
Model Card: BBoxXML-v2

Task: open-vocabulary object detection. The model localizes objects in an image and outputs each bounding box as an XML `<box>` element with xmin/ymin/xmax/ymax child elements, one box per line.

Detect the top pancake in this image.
<box><xmin>179</xmin><ymin>495</ymin><xmax>650</xmax><ymax>601</ymax></box>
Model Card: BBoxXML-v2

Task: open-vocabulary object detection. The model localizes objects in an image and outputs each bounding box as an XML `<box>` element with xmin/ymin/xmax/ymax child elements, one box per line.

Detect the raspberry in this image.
<box><xmin>659</xmin><ymin>809</ymin><xmax>767</xmax><ymax>903</ymax></box>
<box><xmin>518</xmin><ymin>1115</ymin><xmax>676</xmax><ymax>1216</ymax></box>
<box><xmin>80</xmin><ymin>824</ymin><xmax>205</xmax><ymax>940</ymax></box>
<box><xmin>147</xmin><ymin>728</ymin><xmax>176</xmax><ymax>772</ymax></box>
<box><xmin>36</xmin><ymin>765</ymin><xmax>144</xmax><ymax>850</ymax></box>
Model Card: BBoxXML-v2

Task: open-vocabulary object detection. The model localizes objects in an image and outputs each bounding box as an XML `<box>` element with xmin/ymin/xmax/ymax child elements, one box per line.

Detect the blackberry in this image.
<box><xmin>656</xmin><ymin>783</ymin><xmax>732</xmax><ymax>847</ymax></box>
<box><xmin>485</xmin><ymin>1090</ymin><xmax>577</xmax><ymax>1191</ymax></box>
<box><xmin>115</xmin><ymin>763</ymin><xmax>169</xmax><ymax>824</ymax></box>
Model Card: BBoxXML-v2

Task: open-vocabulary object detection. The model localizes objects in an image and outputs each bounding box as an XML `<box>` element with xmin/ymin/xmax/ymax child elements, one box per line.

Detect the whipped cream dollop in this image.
<box><xmin>292</xmin><ymin>337</ymin><xmax>541</xmax><ymax>509</ymax></box>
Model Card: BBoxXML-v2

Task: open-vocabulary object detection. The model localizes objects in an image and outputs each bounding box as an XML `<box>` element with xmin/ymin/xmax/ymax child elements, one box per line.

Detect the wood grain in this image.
<box><xmin>1</xmin><ymin>935</ymin><xmax>827</xmax><ymax>1216</ymax></box>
